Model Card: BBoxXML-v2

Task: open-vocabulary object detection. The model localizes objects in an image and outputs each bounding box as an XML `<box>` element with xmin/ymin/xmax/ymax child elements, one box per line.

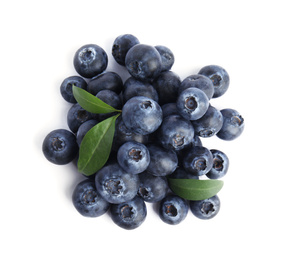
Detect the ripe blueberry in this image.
<box><xmin>155</xmin><ymin>45</ymin><xmax>174</xmax><ymax>72</ymax></box>
<box><xmin>72</xmin><ymin>179</ymin><xmax>109</xmax><ymax>217</ymax></box>
<box><xmin>159</xmin><ymin>195</ymin><xmax>189</xmax><ymax>225</ymax></box>
<box><xmin>216</xmin><ymin>108</ymin><xmax>244</xmax><ymax>141</ymax></box>
<box><xmin>157</xmin><ymin>114</ymin><xmax>194</xmax><ymax>151</ymax></box>
<box><xmin>95</xmin><ymin>163</ymin><xmax>140</xmax><ymax>204</ymax></box>
<box><xmin>112</xmin><ymin>34</ymin><xmax>140</xmax><ymax>66</ymax></box>
<box><xmin>176</xmin><ymin>87</ymin><xmax>209</xmax><ymax>121</ymax></box>
<box><xmin>138</xmin><ymin>172</ymin><xmax>169</xmax><ymax>202</ymax></box>
<box><xmin>192</xmin><ymin>105</ymin><xmax>223</xmax><ymax>138</ymax></box>
<box><xmin>125</xmin><ymin>44</ymin><xmax>162</xmax><ymax>81</ymax></box>
<box><xmin>183</xmin><ymin>146</ymin><xmax>213</xmax><ymax>176</ymax></box>
<box><xmin>42</xmin><ymin>129</ymin><xmax>78</xmax><ymax>165</ymax></box>
<box><xmin>110</xmin><ymin>196</ymin><xmax>147</xmax><ymax>230</ymax></box>
<box><xmin>117</xmin><ymin>141</ymin><xmax>150</xmax><ymax>174</ymax></box>
<box><xmin>122</xmin><ymin>96</ymin><xmax>163</xmax><ymax>135</ymax></box>
<box><xmin>206</xmin><ymin>149</ymin><xmax>229</xmax><ymax>179</ymax></box>
<box><xmin>198</xmin><ymin>65</ymin><xmax>230</xmax><ymax>98</ymax></box>
<box><xmin>146</xmin><ymin>144</ymin><xmax>178</xmax><ymax>177</ymax></box>
<box><xmin>73</xmin><ymin>44</ymin><xmax>108</xmax><ymax>78</ymax></box>
<box><xmin>60</xmin><ymin>76</ymin><xmax>87</xmax><ymax>103</ymax></box>
<box><xmin>190</xmin><ymin>195</ymin><xmax>220</xmax><ymax>220</ymax></box>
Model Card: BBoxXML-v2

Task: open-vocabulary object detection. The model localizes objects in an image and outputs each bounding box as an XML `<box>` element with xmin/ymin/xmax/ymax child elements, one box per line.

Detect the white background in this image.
<box><xmin>1</xmin><ymin>0</ymin><xmax>286</xmax><ymax>259</ymax></box>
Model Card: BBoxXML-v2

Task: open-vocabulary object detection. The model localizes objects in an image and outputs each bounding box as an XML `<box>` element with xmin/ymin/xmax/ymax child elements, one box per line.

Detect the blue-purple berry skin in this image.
<box><xmin>190</xmin><ymin>195</ymin><xmax>220</xmax><ymax>220</ymax></box>
<box><xmin>73</xmin><ymin>44</ymin><xmax>108</xmax><ymax>78</ymax></box>
<box><xmin>198</xmin><ymin>65</ymin><xmax>230</xmax><ymax>98</ymax></box>
<box><xmin>216</xmin><ymin>108</ymin><xmax>244</xmax><ymax>141</ymax></box>
<box><xmin>206</xmin><ymin>149</ymin><xmax>229</xmax><ymax>179</ymax></box>
<box><xmin>72</xmin><ymin>179</ymin><xmax>109</xmax><ymax>217</ymax></box>
<box><xmin>176</xmin><ymin>87</ymin><xmax>209</xmax><ymax>121</ymax></box>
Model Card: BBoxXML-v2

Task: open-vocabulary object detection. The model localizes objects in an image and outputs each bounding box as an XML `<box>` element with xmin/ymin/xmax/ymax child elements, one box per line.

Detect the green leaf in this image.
<box><xmin>77</xmin><ymin>113</ymin><xmax>120</xmax><ymax>176</ymax></box>
<box><xmin>72</xmin><ymin>85</ymin><xmax>121</xmax><ymax>114</ymax></box>
<box><xmin>167</xmin><ymin>178</ymin><xmax>224</xmax><ymax>201</ymax></box>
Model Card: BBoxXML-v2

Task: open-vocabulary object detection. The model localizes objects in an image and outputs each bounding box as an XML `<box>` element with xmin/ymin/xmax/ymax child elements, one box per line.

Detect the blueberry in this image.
<box><xmin>110</xmin><ymin>196</ymin><xmax>147</xmax><ymax>230</ymax></box>
<box><xmin>112</xmin><ymin>34</ymin><xmax>140</xmax><ymax>66</ymax></box>
<box><xmin>42</xmin><ymin>129</ymin><xmax>78</xmax><ymax>165</ymax></box>
<box><xmin>146</xmin><ymin>144</ymin><xmax>178</xmax><ymax>177</ymax></box>
<box><xmin>112</xmin><ymin>116</ymin><xmax>149</xmax><ymax>151</ymax></box>
<box><xmin>72</xmin><ymin>179</ymin><xmax>109</xmax><ymax>217</ymax></box>
<box><xmin>216</xmin><ymin>108</ymin><xmax>244</xmax><ymax>141</ymax></box>
<box><xmin>192</xmin><ymin>105</ymin><xmax>223</xmax><ymax>138</ymax></box>
<box><xmin>179</xmin><ymin>74</ymin><xmax>214</xmax><ymax>100</ymax></box>
<box><xmin>95</xmin><ymin>89</ymin><xmax>122</xmax><ymax>121</ymax></box>
<box><xmin>123</xmin><ymin>77</ymin><xmax>159</xmax><ymax>103</ymax></box>
<box><xmin>76</xmin><ymin>119</ymin><xmax>98</xmax><ymax>146</ymax></box>
<box><xmin>122</xmin><ymin>96</ymin><xmax>163</xmax><ymax>135</ymax></box>
<box><xmin>176</xmin><ymin>87</ymin><xmax>209</xmax><ymax>121</ymax></box>
<box><xmin>161</xmin><ymin>103</ymin><xmax>179</xmax><ymax>118</ymax></box>
<box><xmin>60</xmin><ymin>76</ymin><xmax>87</xmax><ymax>103</ymax></box>
<box><xmin>154</xmin><ymin>45</ymin><xmax>174</xmax><ymax>71</ymax></box>
<box><xmin>87</xmin><ymin>71</ymin><xmax>123</xmax><ymax>95</ymax></box>
<box><xmin>67</xmin><ymin>103</ymin><xmax>94</xmax><ymax>133</ymax></box>
<box><xmin>153</xmin><ymin>71</ymin><xmax>181</xmax><ymax>105</ymax></box>
<box><xmin>159</xmin><ymin>195</ymin><xmax>188</xmax><ymax>225</ymax></box>
<box><xmin>190</xmin><ymin>195</ymin><xmax>220</xmax><ymax>220</ymax></box>
<box><xmin>206</xmin><ymin>149</ymin><xmax>229</xmax><ymax>179</ymax></box>
<box><xmin>138</xmin><ymin>172</ymin><xmax>169</xmax><ymax>202</ymax></box>
<box><xmin>117</xmin><ymin>141</ymin><xmax>150</xmax><ymax>174</ymax></box>
<box><xmin>95</xmin><ymin>163</ymin><xmax>140</xmax><ymax>204</ymax></box>
<box><xmin>169</xmin><ymin>167</ymin><xmax>199</xmax><ymax>179</ymax></box>
<box><xmin>198</xmin><ymin>65</ymin><xmax>230</xmax><ymax>98</ymax></box>
<box><xmin>157</xmin><ymin>114</ymin><xmax>194</xmax><ymax>151</ymax></box>
<box><xmin>125</xmin><ymin>44</ymin><xmax>162</xmax><ymax>81</ymax></box>
<box><xmin>73</xmin><ymin>44</ymin><xmax>108</xmax><ymax>78</ymax></box>
<box><xmin>182</xmin><ymin>146</ymin><xmax>213</xmax><ymax>176</ymax></box>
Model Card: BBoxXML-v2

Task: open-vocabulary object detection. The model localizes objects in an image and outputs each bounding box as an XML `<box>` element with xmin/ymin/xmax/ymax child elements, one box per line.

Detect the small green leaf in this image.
<box><xmin>72</xmin><ymin>85</ymin><xmax>121</xmax><ymax>114</ymax></box>
<box><xmin>167</xmin><ymin>178</ymin><xmax>224</xmax><ymax>201</ymax></box>
<box><xmin>77</xmin><ymin>113</ymin><xmax>120</xmax><ymax>176</ymax></box>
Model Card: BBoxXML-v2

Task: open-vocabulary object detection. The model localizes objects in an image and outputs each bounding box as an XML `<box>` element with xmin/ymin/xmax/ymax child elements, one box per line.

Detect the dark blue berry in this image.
<box><xmin>146</xmin><ymin>144</ymin><xmax>178</xmax><ymax>177</ymax></box>
<box><xmin>95</xmin><ymin>89</ymin><xmax>122</xmax><ymax>121</ymax></box>
<box><xmin>76</xmin><ymin>119</ymin><xmax>98</xmax><ymax>146</ymax></box>
<box><xmin>157</xmin><ymin>114</ymin><xmax>194</xmax><ymax>151</ymax></box>
<box><xmin>67</xmin><ymin>103</ymin><xmax>94</xmax><ymax>133</ymax></box>
<box><xmin>125</xmin><ymin>44</ymin><xmax>162</xmax><ymax>81</ymax></box>
<box><xmin>153</xmin><ymin>71</ymin><xmax>181</xmax><ymax>105</ymax></box>
<box><xmin>60</xmin><ymin>76</ymin><xmax>87</xmax><ymax>103</ymax></box>
<box><xmin>73</xmin><ymin>44</ymin><xmax>108</xmax><ymax>78</ymax></box>
<box><xmin>192</xmin><ymin>105</ymin><xmax>223</xmax><ymax>138</ymax></box>
<box><xmin>110</xmin><ymin>196</ymin><xmax>147</xmax><ymax>230</ymax></box>
<box><xmin>159</xmin><ymin>195</ymin><xmax>188</xmax><ymax>225</ymax></box>
<box><xmin>216</xmin><ymin>108</ymin><xmax>244</xmax><ymax>141</ymax></box>
<box><xmin>154</xmin><ymin>45</ymin><xmax>174</xmax><ymax>71</ymax></box>
<box><xmin>190</xmin><ymin>195</ymin><xmax>220</xmax><ymax>220</ymax></box>
<box><xmin>206</xmin><ymin>149</ymin><xmax>229</xmax><ymax>179</ymax></box>
<box><xmin>161</xmin><ymin>103</ymin><xmax>179</xmax><ymax>118</ymax></box>
<box><xmin>117</xmin><ymin>141</ymin><xmax>150</xmax><ymax>174</ymax></box>
<box><xmin>138</xmin><ymin>172</ymin><xmax>169</xmax><ymax>202</ymax></box>
<box><xmin>123</xmin><ymin>77</ymin><xmax>159</xmax><ymax>103</ymax></box>
<box><xmin>183</xmin><ymin>146</ymin><xmax>213</xmax><ymax>176</ymax></box>
<box><xmin>72</xmin><ymin>179</ymin><xmax>109</xmax><ymax>217</ymax></box>
<box><xmin>42</xmin><ymin>129</ymin><xmax>78</xmax><ymax>165</ymax></box>
<box><xmin>87</xmin><ymin>71</ymin><xmax>123</xmax><ymax>95</ymax></box>
<box><xmin>95</xmin><ymin>163</ymin><xmax>140</xmax><ymax>204</ymax></box>
<box><xmin>122</xmin><ymin>96</ymin><xmax>163</xmax><ymax>135</ymax></box>
<box><xmin>179</xmin><ymin>74</ymin><xmax>214</xmax><ymax>100</ymax></box>
<box><xmin>169</xmin><ymin>167</ymin><xmax>199</xmax><ymax>179</ymax></box>
<box><xmin>176</xmin><ymin>87</ymin><xmax>209</xmax><ymax>121</ymax></box>
<box><xmin>198</xmin><ymin>65</ymin><xmax>230</xmax><ymax>98</ymax></box>
<box><xmin>112</xmin><ymin>116</ymin><xmax>149</xmax><ymax>151</ymax></box>
<box><xmin>112</xmin><ymin>34</ymin><xmax>140</xmax><ymax>66</ymax></box>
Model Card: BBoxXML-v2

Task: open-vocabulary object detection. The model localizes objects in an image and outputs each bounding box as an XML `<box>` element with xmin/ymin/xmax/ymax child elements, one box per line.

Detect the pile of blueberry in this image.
<box><xmin>42</xmin><ymin>34</ymin><xmax>244</xmax><ymax>230</ymax></box>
